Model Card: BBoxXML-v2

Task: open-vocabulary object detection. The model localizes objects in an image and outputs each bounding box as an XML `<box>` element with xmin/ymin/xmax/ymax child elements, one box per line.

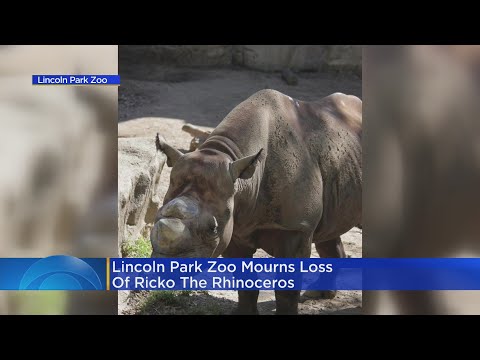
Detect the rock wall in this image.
<box><xmin>120</xmin><ymin>45</ymin><xmax>361</xmax><ymax>74</ymax></box>
<box><xmin>118</xmin><ymin>137</ymin><xmax>166</xmax><ymax>253</ymax></box>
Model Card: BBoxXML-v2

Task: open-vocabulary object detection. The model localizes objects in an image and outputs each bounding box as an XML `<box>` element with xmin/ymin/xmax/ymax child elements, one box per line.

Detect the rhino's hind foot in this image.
<box><xmin>299</xmin><ymin>290</ymin><xmax>337</xmax><ymax>302</ymax></box>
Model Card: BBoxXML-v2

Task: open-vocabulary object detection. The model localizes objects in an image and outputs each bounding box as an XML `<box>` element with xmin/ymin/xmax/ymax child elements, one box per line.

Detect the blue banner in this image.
<box><xmin>109</xmin><ymin>258</ymin><xmax>480</xmax><ymax>291</ymax></box>
<box><xmin>32</xmin><ymin>75</ymin><xmax>120</xmax><ymax>85</ymax></box>
<box><xmin>0</xmin><ymin>256</ymin><xmax>107</xmax><ymax>290</ymax></box>
<box><xmin>1</xmin><ymin>257</ymin><xmax>480</xmax><ymax>290</ymax></box>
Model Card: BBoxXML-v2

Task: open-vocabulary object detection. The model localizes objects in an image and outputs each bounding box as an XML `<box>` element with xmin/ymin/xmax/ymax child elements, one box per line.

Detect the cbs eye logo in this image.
<box><xmin>19</xmin><ymin>255</ymin><xmax>103</xmax><ymax>290</ymax></box>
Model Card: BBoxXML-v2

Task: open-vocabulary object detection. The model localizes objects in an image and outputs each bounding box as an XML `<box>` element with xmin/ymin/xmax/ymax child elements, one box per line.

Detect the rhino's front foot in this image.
<box><xmin>300</xmin><ymin>290</ymin><xmax>337</xmax><ymax>302</ymax></box>
<box><xmin>233</xmin><ymin>290</ymin><xmax>259</xmax><ymax>315</ymax></box>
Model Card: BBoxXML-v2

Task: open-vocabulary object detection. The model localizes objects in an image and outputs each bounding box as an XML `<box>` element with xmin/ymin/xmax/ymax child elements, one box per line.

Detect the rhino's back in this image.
<box><xmin>210</xmin><ymin>89</ymin><xmax>362</xmax><ymax>237</ymax></box>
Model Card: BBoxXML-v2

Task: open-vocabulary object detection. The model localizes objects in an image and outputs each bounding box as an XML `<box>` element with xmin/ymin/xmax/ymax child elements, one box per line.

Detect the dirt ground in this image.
<box><xmin>118</xmin><ymin>64</ymin><xmax>362</xmax><ymax>315</ymax></box>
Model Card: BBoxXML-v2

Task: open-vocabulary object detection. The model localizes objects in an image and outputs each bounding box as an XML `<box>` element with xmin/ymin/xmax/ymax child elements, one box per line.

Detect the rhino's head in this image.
<box><xmin>151</xmin><ymin>134</ymin><xmax>262</xmax><ymax>258</ymax></box>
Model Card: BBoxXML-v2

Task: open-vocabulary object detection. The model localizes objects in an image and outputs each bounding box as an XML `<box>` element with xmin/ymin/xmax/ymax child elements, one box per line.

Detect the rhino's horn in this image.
<box><xmin>230</xmin><ymin>148</ymin><xmax>264</xmax><ymax>181</ymax></box>
<box><xmin>156</xmin><ymin>133</ymin><xmax>183</xmax><ymax>167</ymax></box>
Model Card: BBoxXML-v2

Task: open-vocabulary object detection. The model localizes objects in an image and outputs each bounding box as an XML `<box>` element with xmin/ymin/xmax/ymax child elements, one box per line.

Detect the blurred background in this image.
<box><xmin>0</xmin><ymin>45</ymin><xmax>118</xmax><ymax>314</ymax></box>
<box><xmin>364</xmin><ymin>45</ymin><xmax>480</xmax><ymax>314</ymax></box>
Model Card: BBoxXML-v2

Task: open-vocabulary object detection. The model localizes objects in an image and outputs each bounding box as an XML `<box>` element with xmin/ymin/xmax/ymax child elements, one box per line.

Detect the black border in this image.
<box><xmin>3</xmin><ymin>3</ymin><xmax>479</xmax><ymax>44</ymax></box>
<box><xmin>2</xmin><ymin>314</ymin><xmax>476</xmax><ymax>345</ymax></box>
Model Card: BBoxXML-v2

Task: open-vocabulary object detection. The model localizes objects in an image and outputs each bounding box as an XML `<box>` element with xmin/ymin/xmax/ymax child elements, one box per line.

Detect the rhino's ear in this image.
<box><xmin>156</xmin><ymin>133</ymin><xmax>183</xmax><ymax>167</ymax></box>
<box><xmin>229</xmin><ymin>148</ymin><xmax>264</xmax><ymax>181</ymax></box>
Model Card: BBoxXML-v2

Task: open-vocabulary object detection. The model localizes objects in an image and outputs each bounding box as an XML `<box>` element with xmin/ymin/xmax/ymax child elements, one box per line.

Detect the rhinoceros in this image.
<box><xmin>152</xmin><ymin>89</ymin><xmax>362</xmax><ymax>314</ymax></box>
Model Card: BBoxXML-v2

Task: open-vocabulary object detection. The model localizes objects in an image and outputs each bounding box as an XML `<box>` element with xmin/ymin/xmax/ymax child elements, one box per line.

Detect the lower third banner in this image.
<box><xmin>1</xmin><ymin>256</ymin><xmax>480</xmax><ymax>290</ymax></box>
<box><xmin>109</xmin><ymin>257</ymin><xmax>480</xmax><ymax>291</ymax></box>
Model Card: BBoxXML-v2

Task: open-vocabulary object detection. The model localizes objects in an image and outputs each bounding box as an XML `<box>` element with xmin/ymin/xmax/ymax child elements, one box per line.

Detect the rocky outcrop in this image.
<box><xmin>118</xmin><ymin>137</ymin><xmax>166</xmax><ymax>253</ymax></box>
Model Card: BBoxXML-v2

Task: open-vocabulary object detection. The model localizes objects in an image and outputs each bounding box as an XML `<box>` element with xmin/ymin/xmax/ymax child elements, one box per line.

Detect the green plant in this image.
<box><xmin>121</xmin><ymin>235</ymin><xmax>152</xmax><ymax>258</ymax></box>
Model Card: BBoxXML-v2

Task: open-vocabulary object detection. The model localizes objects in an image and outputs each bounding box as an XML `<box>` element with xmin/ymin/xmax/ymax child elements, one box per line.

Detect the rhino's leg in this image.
<box><xmin>235</xmin><ymin>290</ymin><xmax>260</xmax><ymax>315</ymax></box>
<box><xmin>275</xmin><ymin>290</ymin><xmax>301</xmax><ymax>315</ymax></box>
<box><xmin>301</xmin><ymin>236</ymin><xmax>345</xmax><ymax>301</ymax></box>
<box><xmin>315</xmin><ymin>236</ymin><xmax>346</xmax><ymax>258</ymax></box>
<box><xmin>223</xmin><ymin>241</ymin><xmax>259</xmax><ymax>315</ymax></box>
<box><xmin>272</xmin><ymin>230</ymin><xmax>311</xmax><ymax>315</ymax></box>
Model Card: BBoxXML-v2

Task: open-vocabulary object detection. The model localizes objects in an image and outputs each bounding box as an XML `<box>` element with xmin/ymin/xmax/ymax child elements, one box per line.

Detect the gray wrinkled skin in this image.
<box><xmin>152</xmin><ymin>89</ymin><xmax>362</xmax><ymax>314</ymax></box>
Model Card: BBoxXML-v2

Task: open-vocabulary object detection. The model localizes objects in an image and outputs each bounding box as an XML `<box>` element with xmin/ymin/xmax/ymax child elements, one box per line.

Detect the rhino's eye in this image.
<box><xmin>209</xmin><ymin>217</ymin><xmax>218</xmax><ymax>234</ymax></box>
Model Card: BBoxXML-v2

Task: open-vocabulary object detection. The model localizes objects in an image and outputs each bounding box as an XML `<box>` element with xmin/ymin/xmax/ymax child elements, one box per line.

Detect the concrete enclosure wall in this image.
<box><xmin>120</xmin><ymin>45</ymin><xmax>361</xmax><ymax>74</ymax></box>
